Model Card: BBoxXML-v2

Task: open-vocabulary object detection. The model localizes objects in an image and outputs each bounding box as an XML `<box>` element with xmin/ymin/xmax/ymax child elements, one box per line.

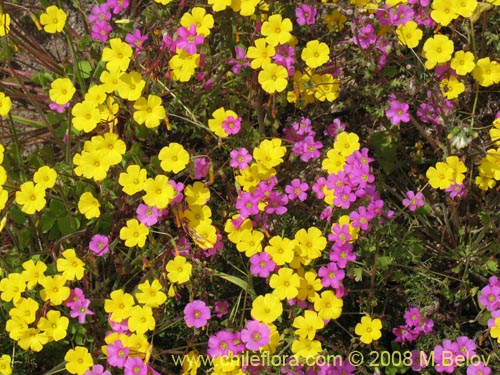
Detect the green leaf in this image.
<box><xmin>77</xmin><ymin>60</ymin><xmax>93</xmax><ymax>79</ymax></box>
<box><xmin>39</xmin><ymin>211</ymin><xmax>56</xmax><ymax>234</ymax></box>
<box><xmin>211</xmin><ymin>270</ymin><xmax>256</xmax><ymax>299</ymax></box>
<box><xmin>57</xmin><ymin>217</ymin><xmax>73</xmax><ymax>236</ymax></box>
<box><xmin>478</xmin><ymin>310</ymin><xmax>492</xmax><ymax>326</ymax></box>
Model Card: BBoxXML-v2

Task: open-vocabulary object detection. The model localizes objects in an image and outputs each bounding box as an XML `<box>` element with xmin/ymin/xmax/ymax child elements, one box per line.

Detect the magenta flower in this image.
<box><xmin>264</xmin><ymin>192</ymin><xmax>288</xmax><ymax>215</ymax></box>
<box><xmin>124</xmin><ymin>356</ymin><xmax>147</xmax><ymax>375</ymax></box>
<box><xmin>70</xmin><ymin>298</ymin><xmax>95</xmax><ymax>324</ymax></box>
<box><xmin>312</xmin><ymin>177</ymin><xmax>327</xmax><ymax>199</ymax></box>
<box><xmin>184</xmin><ymin>300</ymin><xmax>211</xmax><ymax>328</ymax></box>
<box><xmin>221</xmin><ymin>115</ymin><xmax>242</xmax><ymax>135</ymax></box>
<box><xmin>175</xmin><ymin>24</ymin><xmax>204</xmax><ymax>54</ymax></box>
<box><xmin>241</xmin><ymin>320</ymin><xmax>271</xmax><ymax>351</ymax></box>
<box><xmin>228</xmin><ymin>46</ymin><xmax>250</xmax><ymax>74</ymax></box>
<box><xmin>285</xmin><ymin>179</ymin><xmax>309</xmax><ymax>202</ymax></box>
<box><xmin>84</xmin><ymin>364</ymin><xmax>112</xmax><ymax>375</ymax></box>
<box><xmin>349</xmin><ymin>206</ymin><xmax>372</xmax><ymax>231</ymax></box>
<box><xmin>329</xmin><ymin>242</ymin><xmax>356</xmax><ymax>268</ymax></box>
<box><xmin>88</xmin><ymin>3</ymin><xmax>111</xmax><ymax>23</ymax></box>
<box><xmin>293</xmin><ymin>136</ymin><xmax>323</xmax><ymax>162</ymax></box>
<box><xmin>467</xmin><ymin>362</ymin><xmax>491</xmax><ymax>375</ymax></box>
<box><xmin>295</xmin><ymin>4</ymin><xmax>317</xmax><ymax>26</ymax></box>
<box><xmin>214</xmin><ymin>300</ymin><xmax>230</xmax><ymax>318</ymax></box>
<box><xmin>207</xmin><ymin>330</ymin><xmax>235</xmax><ymax>357</ymax></box>
<box><xmin>91</xmin><ymin>20</ymin><xmax>112</xmax><ymax>42</ymax></box>
<box><xmin>479</xmin><ymin>285</ymin><xmax>500</xmax><ymax>311</ymax></box>
<box><xmin>318</xmin><ymin>262</ymin><xmax>345</xmax><ymax>288</ymax></box>
<box><xmin>235</xmin><ymin>192</ymin><xmax>260</xmax><ymax>218</ymax></box>
<box><xmin>230</xmin><ymin>147</ymin><xmax>252</xmax><ymax>169</ymax></box>
<box><xmin>107</xmin><ymin>0</ymin><xmax>129</xmax><ymax>14</ymax></box>
<box><xmin>434</xmin><ymin>339</ymin><xmax>459</xmax><ymax>373</ymax></box>
<box><xmin>393</xmin><ymin>325</ymin><xmax>417</xmax><ymax>343</ymax></box>
<box><xmin>193</xmin><ymin>157</ymin><xmax>210</xmax><ymax>180</ymax></box>
<box><xmin>125</xmin><ymin>29</ymin><xmax>148</xmax><ymax>53</ymax></box>
<box><xmin>445</xmin><ymin>183</ymin><xmax>466</xmax><ymax>199</ymax></box>
<box><xmin>89</xmin><ymin>234</ymin><xmax>109</xmax><ymax>256</ymax></box>
<box><xmin>169</xmin><ymin>180</ymin><xmax>184</xmax><ymax>205</ymax></box>
<box><xmin>455</xmin><ymin>336</ymin><xmax>476</xmax><ymax>358</ymax></box>
<box><xmin>328</xmin><ymin>224</ymin><xmax>352</xmax><ymax>244</ymax></box>
<box><xmin>136</xmin><ymin>204</ymin><xmax>161</xmax><ymax>227</ymax></box>
<box><xmin>404</xmin><ymin>307</ymin><xmax>421</xmax><ymax>327</ymax></box>
<box><xmin>386</xmin><ymin>96</ymin><xmax>410</xmax><ymax>126</ymax></box>
<box><xmin>249</xmin><ymin>252</ymin><xmax>276</xmax><ymax>278</ymax></box>
<box><xmin>49</xmin><ymin>101</ymin><xmax>70</xmax><ymax>113</ymax></box>
<box><xmin>402</xmin><ymin>191</ymin><xmax>425</xmax><ymax>211</ymax></box>
<box><xmin>107</xmin><ymin>339</ymin><xmax>130</xmax><ymax>368</ymax></box>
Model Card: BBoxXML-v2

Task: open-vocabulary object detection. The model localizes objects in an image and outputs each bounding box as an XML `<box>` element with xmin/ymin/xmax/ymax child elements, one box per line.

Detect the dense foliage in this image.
<box><xmin>0</xmin><ymin>0</ymin><xmax>499</xmax><ymax>374</ymax></box>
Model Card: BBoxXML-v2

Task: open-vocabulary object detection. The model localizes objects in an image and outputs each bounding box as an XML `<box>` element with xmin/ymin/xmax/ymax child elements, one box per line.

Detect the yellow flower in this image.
<box><xmin>396</xmin><ymin>21</ymin><xmax>423</xmax><ymax>49</ymax></box>
<box><xmin>39</xmin><ymin>275</ymin><xmax>71</xmax><ymax>305</ymax></box>
<box><xmin>472</xmin><ymin>57</ymin><xmax>500</xmax><ymax>87</ymax></box>
<box><xmin>88</xmin><ymin>132</ymin><xmax>126</xmax><ymax>166</ymax></box>
<box><xmin>158</xmin><ymin>143</ymin><xmax>190</xmax><ymax>174</ymax></box>
<box><xmin>64</xmin><ymin>346</ymin><xmax>94</xmax><ymax>375</ymax></box>
<box><xmin>17</xmin><ymin>328</ymin><xmax>48</xmax><ymax>352</ymax></box>
<box><xmin>0</xmin><ymin>92</ymin><xmax>12</xmax><ymax>116</ymax></box>
<box><xmin>426</xmin><ymin>161</ymin><xmax>454</xmax><ymax>189</ymax></box>
<box><xmin>49</xmin><ymin>78</ymin><xmax>75</xmax><ymax>105</ymax></box>
<box><xmin>57</xmin><ymin>248</ymin><xmax>85</xmax><ymax>281</ymax></box>
<box><xmin>102</xmin><ymin>38</ymin><xmax>133</xmax><ymax>73</ymax></box>
<box><xmin>293</xmin><ymin>310</ymin><xmax>325</xmax><ymax>340</ymax></box>
<box><xmin>451</xmin><ymin>50</ymin><xmax>475</xmax><ymax>75</ymax></box>
<box><xmin>184</xmin><ymin>181</ymin><xmax>210</xmax><ymax>206</ymax></box>
<box><xmin>291</xmin><ymin>337</ymin><xmax>322</xmax><ymax>359</ymax></box>
<box><xmin>0</xmin><ymin>12</ymin><xmax>11</xmax><ymax>36</ymax></box>
<box><xmin>261</xmin><ymin>14</ymin><xmax>293</xmax><ymax>46</ymax></box>
<box><xmin>253</xmin><ymin>138</ymin><xmax>287</xmax><ymax>171</ymax></box>
<box><xmin>431</xmin><ymin>0</ymin><xmax>458</xmax><ymax>26</ymax></box>
<box><xmin>453</xmin><ymin>0</ymin><xmax>478</xmax><ymax>17</ymax></box>
<box><xmin>128</xmin><ymin>305</ymin><xmax>155</xmax><ymax>334</ymax></box>
<box><xmin>208</xmin><ymin>0</ymin><xmax>232</xmax><ymax>12</ymax></box>
<box><xmin>251</xmin><ymin>293</ymin><xmax>283</xmax><ymax>323</ymax></box>
<box><xmin>120</xmin><ymin>218</ymin><xmax>149</xmax><ymax>247</ymax></box>
<box><xmin>33</xmin><ymin>166</ymin><xmax>57</xmax><ymax>189</ymax></box>
<box><xmin>21</xmin><ymin>259</ymin><xmax>47</xmax><ymax>290</ymax></box>
<box><xmin>207</xmin><ymin>107</ymin><xmax>240</xmax><ymax>138</ymax></box>
<box><xmin>422</xmin><ymin>34</ymin><xmax>454</xmax><ymax>70</ymax></box>
<box><xmin>334</xmin><ymin>131</ymin><xmax>360</xmax><ymax>157</ymax></box>
<box><xmin>440</xmin><ymin>75</ymin><xmax>465</xmax><ymax>99</ymax></box>
<box><xmin>119</xmin><ymin>164</ymin><xmax>147</xmax><ymax>195</ymax></box>
<box><xmin>231</xmin><ymin>0</ymin><xmax>261</xmax><ymax>16</ymax></box>
<box><xmin>40</xmin><ymin>6</ymin><xmax>67</xmax><ymax>33</ymax></box>
<box><xmin>15</xmin><ymin>181</ymin><xmax>46</xmax><ymax>214</ymax></box>
<box><xmin>142</xmin><ymin>174</ymin><xmax>176</xmax><ymax>209</ymax></box>
<box><xmin>117</xmin><ymin>71</ymin><xmax>145</xmax><ymax>101</ymax></box>
<box><xmin>154</xmin><ymin>0</ymin><xmax>173</xmax><ymax>4</ymax></box>
<box><xmin>301</xmin><ymin>40</ymin><xmax>330</xmax><ymax>69</ymax></box>
<box><xmin>313</xmin><ymin>290</ymin><xmax>343</xmax><ymax>320</ymax></box>
<box><xmin>180</xmin><ymin>7</ymin><xmax>214</xmax><ymax>37</ymax></box>
<box><xmin>270</xmin><ymin>267</ymin><xmax>300</xmax><ymax>300</ymax></box>
<box><xmin>135</xmin><ymin>279</ymin><xmax>167</xmax><ymax>308</ymax></box>
<box><xmin>265</xmin><ymin>235</ymin><xmax>295</xmax><ymax>265</ymax></box>
<box><xmin>37</xmin><ymin>309</ymin><xmax>69</xmax><ymax>341</ymax></box>
<box><xmin>133</xmin><ymin>95</ymin><xmax>166</xmax><ymax>128</ymax></box>
<box><xmin>247</xmin><ymin>38</ymin><xmax>275</xmax><ymax>69</ymax></box>
<box><xmin>258</xmin><ymin>61</ymin><xmax>288</xmax><ymax>94</ymax></box>
<box><xmin>73</xmin><ymin>150</ymin><xmax>110</xmax><ymax>181</ymax></box>
<box><xmin>166</xmin><ymin>256</ymin><xmax>192</xmax><ymax>283</ymax></box>
<box><xmin>78</xmin><ymin>192</ymin><xmax>100</xmax><ymax>219</ymax></box>
<box><xmin>355</xmin><ymin>316</ymin><xmax>383</xmax><ymax>344</ymax></box>
<box><xmin>169</xmin><ymin>50</ymin><xmax>200</xmax><ymax>82</ymax></box>
<box><xmin>0</xmin><ymin>354</ymin><xmax>12</xmax><ymax>375</ymax></box>
<box><xmin>104</xmin><ymin>289</ymin><xmax>135</xmax><ymax>322</ymax></box>
<box><xmin>72</xmin><ymin>100</ymin><xmax>101</xmax><ymax>133</ymax></box>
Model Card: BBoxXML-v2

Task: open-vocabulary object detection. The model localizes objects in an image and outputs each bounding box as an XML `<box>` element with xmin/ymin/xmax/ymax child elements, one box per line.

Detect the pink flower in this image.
<box><xmin>295</xmin><ymin>4</ymin><xmax>317</xmax><ymax>26</ymax></box>
<box><xmin>194</xmin><ymin>157</ymin><xmax>210</xmax><ymax>180</ymax></box>
<box><xmin>107</xmin><ymin>0</ymin><xmax>129</xmax><ymax>14</ymax></box>
<box><xmin>89</xmin><ymin>234</ymin><xmax>109</xmax><ymax>256</ymax></box>
<box><xmin>285</xmin><ymin>179</ymin><xmax>309</xmax><ymax>202</ymax></box>
<box><xmin>124</xmin><ymin>356</ymin><xmax>147</xmax><ymax>375</ymax></box>
<box><xmin>249</xmin><ymin>252</ymin><xmax>275</xmax><ymax>278</ymax></box>
<box><xmin>136</xmin><ymin>204</ymin><xmax>161</xmax><ymax>227</ymax></box>
<box><xmin>402</xmin><ymin>191</ymin><xmax>425</xmax><ymax>211</ymax></box>
<box><xmin>230</xmin><ymin>147</ymin><xmax>252</xmax><ymax>169</ymax></box>
<box><xmin>214</xmin><ymin>300</ymin><xmax>230</xmax><ymax>318</ymax></box>
<box><xmin>91</xmin><ymin>20</ymin><xmax>112</xmax><ymax>42</ymax></box>
<box><xmin>184</xmin><ymin>300</ymin><xmax>211</xmax><ymax>328</ymax></box>
<box><xmin>318</xmin><ymin>262</ymin><xmax>345</xmax><ymax>288</ymax></box>
<box><xmin>175</xmin><ymin>24</ymin><xmax>204</xmax><ymax>54</ymax></box>
<box><xmin>125</xmin><ymin>29</ymin><xmax>147</xmax><ymax>53</ymax></box>
<box><xmin>107</xmin><ymin>339</ymin><xmax>130</xmax><ymax>368</ymax></box>
<box><xmin>85</xmin><ymin>364</ymin><xmax>112</xmax><ymax>375</ymax></box>
<box><xmin>69</xmin><ymin>299</ymin><xmax>95</xmax><ymax>324</ymax></box>
<box><xmin>221</xmin><ymin>115</ymin><xmax>242</xmax><ymax>135</ymax></box>
<box><xmin>241</xmin><ymin>320</ymin><xmax>270</xmax><ymax>351</ymax></box>
<box><xmin>386</xmin><ymin>96</ymin><xmax>410</xmax><ymax>126</ymax></box>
